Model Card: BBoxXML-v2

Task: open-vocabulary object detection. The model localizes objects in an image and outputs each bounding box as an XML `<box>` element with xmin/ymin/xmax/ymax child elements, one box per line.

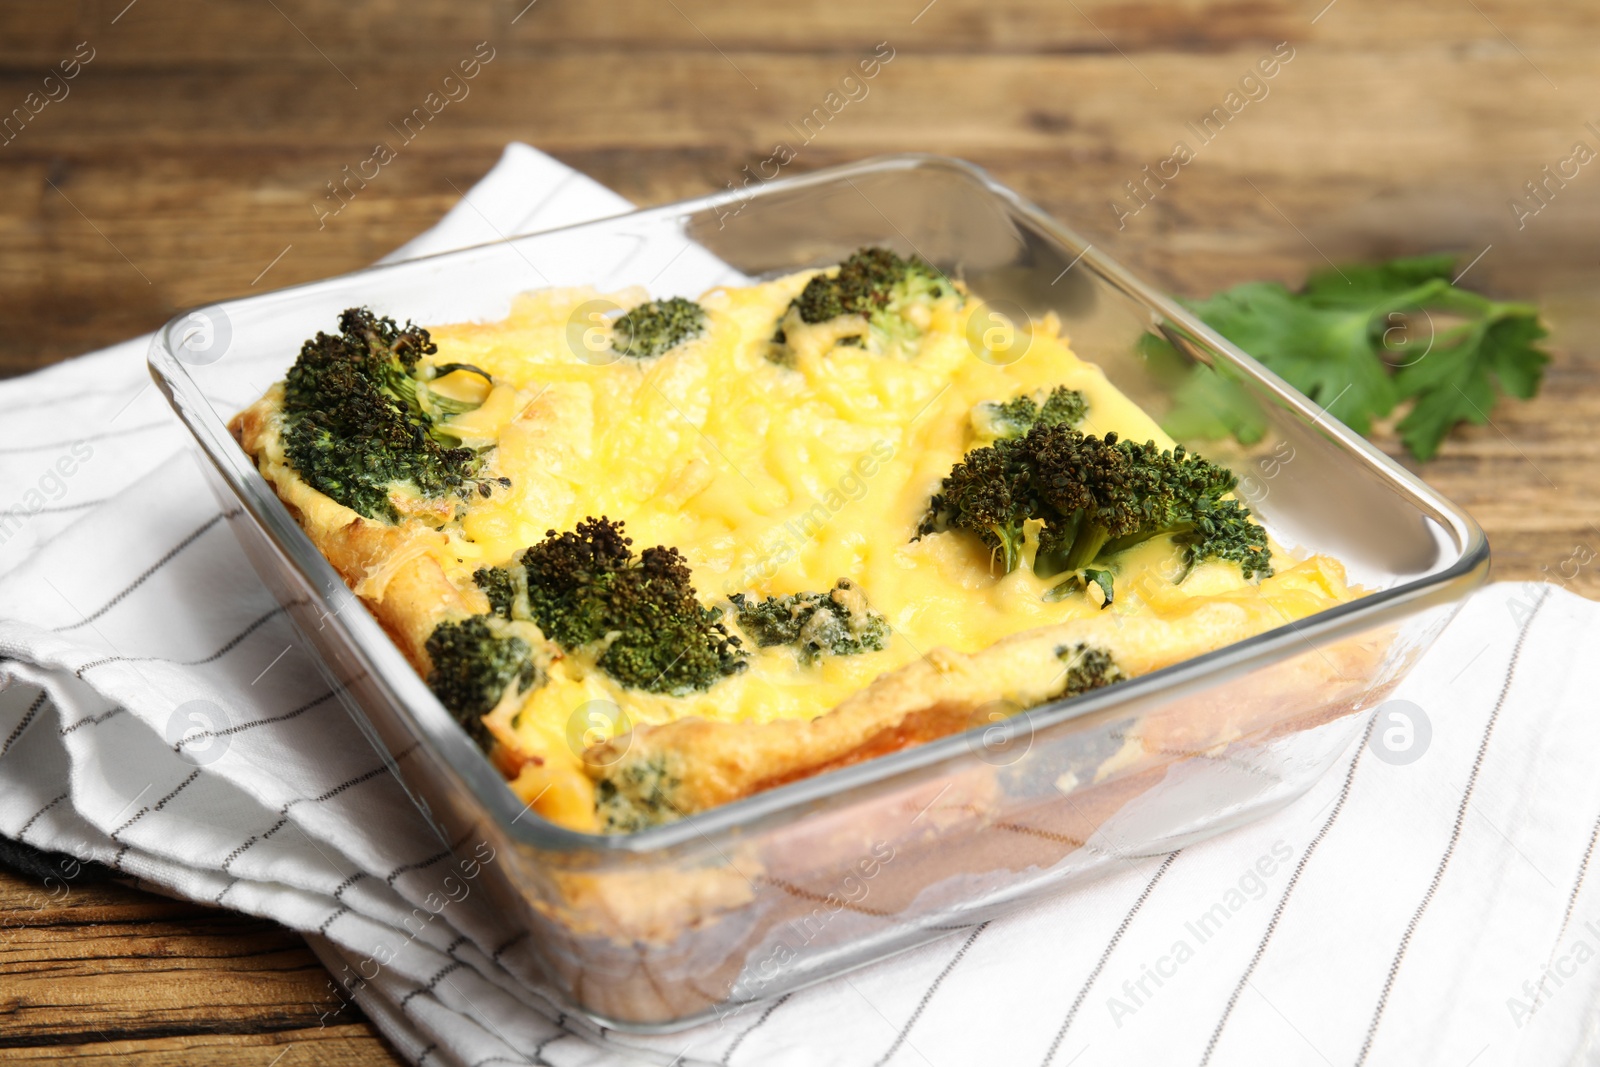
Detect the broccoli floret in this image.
<box><xmin>1056</xmin><ymin>642</ymin><xmax>1126</xmax><ymax>697</ymax></box>
<box><xmin>792</xmin><ymin>246</ymin><xmax>947</xmax><ymax>326</ymax></box>
<box><xmin>915</xmin><ymin>441</ymin><xmax>1031</xmax><ymax>573</ymax></box>
<box><xmin>731</xmin><ymin>578</ymin><xmax>890</xmax><ymax>665</ymax></box>
<box><xmin>1176</xmin><ymin>496</ymin><xmax>1276</xmax><ymax>581</ymax></box>
<box><xmin>594</xmin><ymin>752</ymin><xmax>685</xmax><ymax>833</ymax></box>
<box><xmin>971</xmin><ymin>386</ymin><xmax>1088</xmax><ymax>440</ymax></box>
<box><xmin>1039</xmin><ymin>387</ymin><xmax>1090</xmax><ymax>428</ymax></box>
<box><xmin>282</xmin><ymin>307</ymin><xmax>507</xmax><ymax>522</ymax></box>
<box><xmin>518</xmin><ymin>516</ymin><xmax>636</xmax><ymax>648</ymax></box>
<box><xmin>473</xmin><ymin>564</ymin><xmax>521</xmax><ymax>621</ymax></box>
<box><xmin>917</xmin><ymin>426</ymin><xmax>1273</xmax><ymax>597</ymax></box>
<box><xmin>424</xmin><ymin>616</ymin><xmax>541</xmax><ymax>747</ymax></box>
<box><xmin>770</xmin><ymin>246</ymin><xmax>962</xmax><ymax>363</ymax></box>
<box><xmin>496</xmin><ymin>517</ymin><xmax>748</xmax><ymax>695</ymax></box>
<box><xmin>613</xmin><ymin>297</ymin><xmax>707</xmax><ymax>359</ymax></box>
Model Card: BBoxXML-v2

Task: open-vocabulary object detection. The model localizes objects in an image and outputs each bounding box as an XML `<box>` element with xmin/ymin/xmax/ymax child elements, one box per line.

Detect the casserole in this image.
<box><xmin>226</xmin><ymin>254</ymin><xmax>1367</xmax><ymax>835</ymax></box>
<box><xmin>150</xmin><ymin>155</ymin><xmax>1486</xmax><ymax>1028</ymax></box>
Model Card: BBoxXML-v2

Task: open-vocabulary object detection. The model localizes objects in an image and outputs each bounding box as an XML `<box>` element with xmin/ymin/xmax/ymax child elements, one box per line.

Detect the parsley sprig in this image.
<box><xmin>1153</xmin><ymin>255</ymin><xmax>1549</xmax><ymax>461</ymax></box>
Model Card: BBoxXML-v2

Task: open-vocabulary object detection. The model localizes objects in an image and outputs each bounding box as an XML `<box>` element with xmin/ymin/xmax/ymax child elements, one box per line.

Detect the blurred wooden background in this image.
<box><xmin>2</xmin><ymin>0</ymin><xmax>1597</xmax><ymax>1062</ymax></box>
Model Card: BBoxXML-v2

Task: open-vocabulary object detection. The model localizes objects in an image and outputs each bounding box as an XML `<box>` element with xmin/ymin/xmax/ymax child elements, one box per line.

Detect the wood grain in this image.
<box><xmin>0</xmin><ymin>866</ymin><xmax>388</xmax><ymax>1061</ymax></box>
<box><xmin>1</xmin><ymin>0</ymin><xmax>1597</xmax><ymax>1062</ymax></box>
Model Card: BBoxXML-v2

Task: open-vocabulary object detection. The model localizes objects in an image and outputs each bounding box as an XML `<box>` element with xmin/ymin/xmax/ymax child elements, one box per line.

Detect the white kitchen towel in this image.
<box><xmin>0</xmin><ymin>145</ymin><xmax>1596</xmax><ymax>1067</ymax></box>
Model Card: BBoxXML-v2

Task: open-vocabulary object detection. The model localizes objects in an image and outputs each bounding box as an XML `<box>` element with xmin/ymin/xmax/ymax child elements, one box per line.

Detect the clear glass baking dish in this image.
<box><xmin>148</xmin><ymin>154</ymin><xmax>1487</xmax><ymax>1031</ymax></box>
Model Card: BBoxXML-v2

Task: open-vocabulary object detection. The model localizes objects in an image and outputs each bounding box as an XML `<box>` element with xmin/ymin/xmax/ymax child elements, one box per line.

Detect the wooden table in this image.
<box><xmin>2</xmin><ymin>0</ymin><xmax>1596</xmax><ymax>1061</ymax></box>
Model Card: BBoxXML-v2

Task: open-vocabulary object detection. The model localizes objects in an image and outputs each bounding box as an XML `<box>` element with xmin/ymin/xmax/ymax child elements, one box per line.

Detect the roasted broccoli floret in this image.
<box><xmin>425</xmin><ymin>616</ymin><xmax>541</xmax><ymax>747</ymax></box>
<box><xmin>770</xmin><ymin>246</ymin><xmax>962</xmax><ymax>362</ymax></box>
<box><xmin>1056</xmin><ymin>642</ymin><xmax>1125</xmax><ymax>697</ymax></box>
<box><xmin>473</xmin><ymin>564</ymin><xmax>521</xmax><ymax>621</ymax></box>
<box><xmin>1176</xmin><ymin>496</ymin><xmax>1276</xmax><ymax>580</ymax></box>
<box><xmin>485</xmin><ymin>517</ymin><xmax>747</xmax><ymax>695</ymax></box>
<box><xmin>916</xmin><ymin>440</ymin><xmax>1031</xmax><ymax>573</ymax></box>
<box><xmin>613</xmin><ymin>297</ymin><xmax>707</xmax><ymax>359</ymax></box>
<box><xmin>281</xmin><ymin>307</ymin><xmax>507</xmax><ymax>522</ymax></box>
<box><xmin>971</xmin><ymin>385</ymin><xmax>1089</xmax><ymax>440</ymax></box>
<box><xmin>917</xmin><ymin>425</ymin><xmax>1273</xmax><ymax>597</ymax></box>
<box><xmin>731</xmin><ymin>578</ymin><xmax>890</xmax><ymax>665</ymax></box>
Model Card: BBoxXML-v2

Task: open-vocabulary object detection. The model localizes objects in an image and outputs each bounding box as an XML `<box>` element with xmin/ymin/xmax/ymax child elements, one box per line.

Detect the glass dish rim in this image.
<box><xmin>148</xmin><ymin>152</ymin><xmax>1489</xmax><ymax>856</ymax></box>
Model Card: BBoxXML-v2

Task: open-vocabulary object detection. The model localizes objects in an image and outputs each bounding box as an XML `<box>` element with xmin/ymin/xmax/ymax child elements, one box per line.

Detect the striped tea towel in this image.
<box><xmin>1</xmin><ymin>143</ymin><xmax>1597</xmax><ymax>1067</ymax></box>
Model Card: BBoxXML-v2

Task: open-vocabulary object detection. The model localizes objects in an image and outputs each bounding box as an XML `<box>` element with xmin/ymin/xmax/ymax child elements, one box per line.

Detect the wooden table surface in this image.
<box><xmin>3</xmin><ymin>0</ymin><xmax>1598</xmax><ymax>1062</ymax></box>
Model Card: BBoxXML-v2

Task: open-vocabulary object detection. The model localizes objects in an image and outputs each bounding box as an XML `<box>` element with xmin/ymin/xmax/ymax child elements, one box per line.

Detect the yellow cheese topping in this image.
<box><xmin>395</xmin><ymin>275</ymin><xmax>1355</xmax><ymax>827</ymax></box>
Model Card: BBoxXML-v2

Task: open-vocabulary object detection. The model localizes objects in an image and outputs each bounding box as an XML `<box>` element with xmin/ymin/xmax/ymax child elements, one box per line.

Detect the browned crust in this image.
<box><xmin>584</xmin><ymin>601</ymin><xmax>1380</xmax><ymax>827</ymax></box>
<box><xmin>748</xmin><ymin>700</ymin><xmax>981</xmax><ymax>794</ymax></box>
<box><xmin>229</xmin><ymin>391</ymin><xmax>481</xmax><ymax>676</ymax></box>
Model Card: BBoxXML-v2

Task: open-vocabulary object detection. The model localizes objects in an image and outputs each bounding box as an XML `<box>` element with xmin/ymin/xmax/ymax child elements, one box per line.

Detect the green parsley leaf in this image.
<box><xmin>1391</xmin><ymin>305</ymin><xmax>1548</xmax><ymax>460</ymax></box>
<box><xmin>1146</xmin><ymin>340</ymin><xmax>1269</xmax><ymax>446</ymax></box>
<box><xmin>1184</xmin><ymin>281</ymin><xmax>1400</xmax><ymax>436</ymax></box>
<box><xmin>1151</xmin><ymin>255</ymin><xmax>1549</xmax><ymax>461</ymax></box>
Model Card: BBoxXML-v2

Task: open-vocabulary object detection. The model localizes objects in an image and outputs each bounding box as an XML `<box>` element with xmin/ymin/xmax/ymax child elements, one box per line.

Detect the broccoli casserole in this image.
<box><xmin>230</xmin><ymin>248</ymin><xmax>1363</xmax><ymax>835</ymax></box>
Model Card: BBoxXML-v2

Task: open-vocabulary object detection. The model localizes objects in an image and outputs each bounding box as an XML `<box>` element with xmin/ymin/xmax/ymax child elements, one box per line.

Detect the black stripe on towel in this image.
<box><xmin>875</xmin><ymin>921</ymin><xmax>991</xmax><ymax>1067</ymax></box>
<box><xmin>54</xmin><ymin>510</ymin><xmax>235</xmax><ymax>632</ymax></box>
<box><xmin>1043</xmin><ymin>850</ymin><xmax>1181</xmax><ymax>1067</ymax></box>
<box><xmin>722</xmin><ymin>993</ymin><xmax>792</xmax><ymax>1066</ymax></box>
<box><xmin>1200</xmin><ymin>709</ymin><xmax>1380</xmax><ymax>1067</ymax></box>
<box><xmin>0</xmin><ymin>692</ymin><xmax>48</xmax><ymax>760</ymax></box>
<box><xmin>1352</xmin><ymin>587</ymin><xmax>1550</xmax><ymax>1066</ymax></box>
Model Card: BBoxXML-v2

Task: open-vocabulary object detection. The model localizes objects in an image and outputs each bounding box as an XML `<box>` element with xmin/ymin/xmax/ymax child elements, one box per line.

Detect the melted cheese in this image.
<box><xmin>393</xmin><ymin>276</ymin><xmax>1356</xmax><ymax>823</ymax></box>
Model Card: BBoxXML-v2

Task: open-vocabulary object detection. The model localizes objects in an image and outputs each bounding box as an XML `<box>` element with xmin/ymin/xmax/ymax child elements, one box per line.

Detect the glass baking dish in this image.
<box><xmin>148</xmin><ymin>154</ymin><xmax>1487</xmax><ymax>1031</ymax></box>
